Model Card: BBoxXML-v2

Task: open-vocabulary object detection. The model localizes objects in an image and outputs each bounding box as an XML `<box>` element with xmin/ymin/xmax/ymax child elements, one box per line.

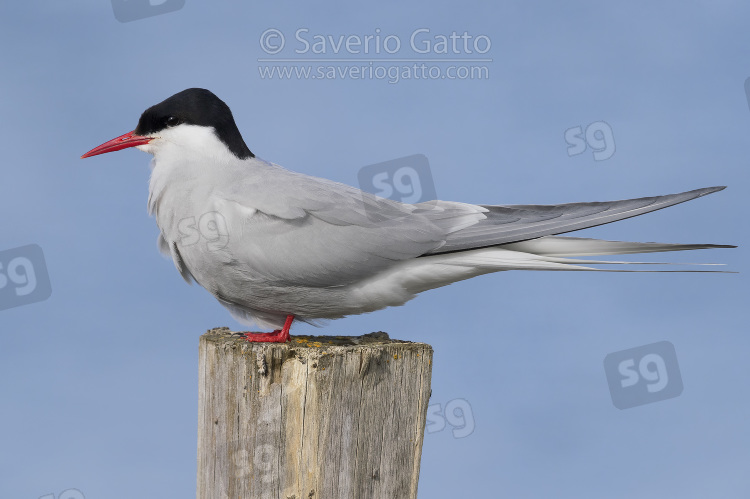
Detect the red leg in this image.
<box><xmin>242</xmin><ymin>315</ymin><xmax>294</xmax><ymax>343</ymax></box>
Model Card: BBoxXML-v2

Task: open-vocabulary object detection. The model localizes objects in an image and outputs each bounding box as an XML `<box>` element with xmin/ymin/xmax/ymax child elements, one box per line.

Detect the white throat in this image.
<box><xmin>144</xmin><ymin>124</ymin><xmax>243</xmax><ymax>219</ymax></box>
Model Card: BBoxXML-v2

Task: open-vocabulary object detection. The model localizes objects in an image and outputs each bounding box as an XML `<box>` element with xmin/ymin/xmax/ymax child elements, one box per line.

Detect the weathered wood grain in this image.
<box><xmin>197</xmin><ymin>328</ymin><xmax>433</xmax><ymax>499</ymax></box>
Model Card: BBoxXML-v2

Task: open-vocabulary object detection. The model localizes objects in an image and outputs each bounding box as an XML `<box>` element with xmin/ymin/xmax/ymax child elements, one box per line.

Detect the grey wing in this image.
<box><xmin>212</xmin><ymin>201</ymin><xmax>488</xmax><ymax>287</ymax></box>
<box><xmin>422</xmin><ymin>186</ymin><xmax>725</xmax><ymax>255</ymax></box>
<box><xmin>207</xmin><ymin>165</ymin><xmax>486</xmax><ymax>287</ymax></box>
<box><xmin>219</xmin><ymin>160</ymin><xmax>725</xmax><ymax>280</ymax></box>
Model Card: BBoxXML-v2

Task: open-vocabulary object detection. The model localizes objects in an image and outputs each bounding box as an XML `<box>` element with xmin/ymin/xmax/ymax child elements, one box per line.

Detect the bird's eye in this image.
<box><xmin>165</xmin><ymin>116</ymin><xmax>181</xmax><ymax>127</ymax></box>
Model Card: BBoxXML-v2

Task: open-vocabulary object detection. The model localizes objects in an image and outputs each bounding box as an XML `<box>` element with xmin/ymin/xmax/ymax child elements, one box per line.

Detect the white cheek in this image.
<box><xmin>135</xmin><ymin>125</ymin><xmax>233</xmax><ymax>162</ymax></box>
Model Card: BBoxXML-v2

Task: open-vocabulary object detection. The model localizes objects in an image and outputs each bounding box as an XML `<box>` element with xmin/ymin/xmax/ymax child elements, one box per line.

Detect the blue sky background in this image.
<box><xmin>1</xmin><ymin>2</ymin><xmax>748</xmax><ymax>498</ymax></box>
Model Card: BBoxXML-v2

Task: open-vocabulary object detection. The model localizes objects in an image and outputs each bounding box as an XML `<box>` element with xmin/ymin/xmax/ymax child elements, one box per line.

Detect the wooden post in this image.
<box><xmin>197</xmin><ymin>327</ymin><xmax>433</xmax><ymax>499</ymax></box>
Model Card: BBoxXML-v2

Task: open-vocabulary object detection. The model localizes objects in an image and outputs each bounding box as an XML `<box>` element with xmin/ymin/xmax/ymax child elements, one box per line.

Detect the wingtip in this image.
<box><xmin>697</xmin><ymin>186</ymin><xmax>727</xmax><ymax>196</ymax></box>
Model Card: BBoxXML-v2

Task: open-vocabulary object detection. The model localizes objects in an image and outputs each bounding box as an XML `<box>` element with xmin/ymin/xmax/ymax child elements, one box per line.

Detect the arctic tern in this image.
<box><xmin>81</xmin><ymin>88</ymin><xmax>734</xmax><ymax>342</ymax></box>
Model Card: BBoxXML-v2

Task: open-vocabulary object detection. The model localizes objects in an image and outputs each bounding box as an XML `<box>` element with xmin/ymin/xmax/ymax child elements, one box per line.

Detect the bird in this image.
<box><xmin>81</xmin><ymin>88</ymin><xmax>734</xmax><ymax>342</ymax></box>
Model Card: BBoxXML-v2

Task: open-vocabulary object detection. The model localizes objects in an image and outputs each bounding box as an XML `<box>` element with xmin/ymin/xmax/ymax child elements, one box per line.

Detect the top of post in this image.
<box><xmin>200</xmin><ymin>327</ymin><xmax>433</xmax><ymax>352</ymax></box>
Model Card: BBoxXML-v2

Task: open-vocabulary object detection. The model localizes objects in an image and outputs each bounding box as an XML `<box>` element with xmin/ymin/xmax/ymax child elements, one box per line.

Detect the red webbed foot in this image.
<box><xmin>242</xmin><ymin>315</ymin><xmax>294</xmax><ymax>343</ymax></box>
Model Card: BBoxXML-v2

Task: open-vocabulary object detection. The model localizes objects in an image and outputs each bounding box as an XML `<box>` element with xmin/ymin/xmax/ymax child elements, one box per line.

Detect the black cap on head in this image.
<box><xmin>134</xmin><ymin>88</ymin><xmax>254</xmax><ymax>159</ymax></box>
